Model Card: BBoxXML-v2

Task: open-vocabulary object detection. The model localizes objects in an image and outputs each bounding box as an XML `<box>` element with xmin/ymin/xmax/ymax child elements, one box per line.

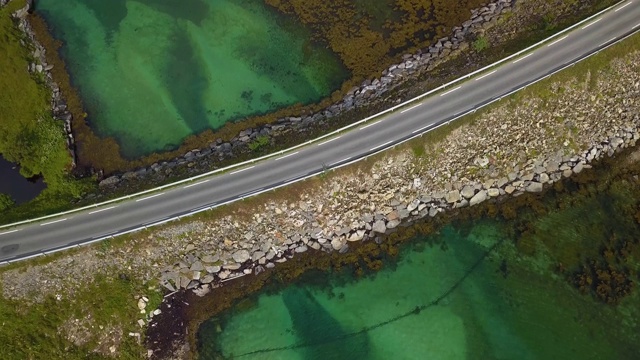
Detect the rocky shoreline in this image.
<box><xmin>159</xmin><ymin>126</ymin><xmax>639</xmax><ymax>293</ymax></box>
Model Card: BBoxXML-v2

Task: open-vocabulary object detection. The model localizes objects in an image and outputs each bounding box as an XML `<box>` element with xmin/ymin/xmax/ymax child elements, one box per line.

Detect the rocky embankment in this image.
<box><xmin>97</xmin><ymin>0</ymin><xmax>514</xmax><ymax>187</ymax></box>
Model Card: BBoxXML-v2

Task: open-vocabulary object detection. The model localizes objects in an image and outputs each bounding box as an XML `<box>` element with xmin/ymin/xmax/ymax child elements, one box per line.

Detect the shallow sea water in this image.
<box><xmin>198</xmin><ymin>182</ymin><xmax>640</xmax><ymax>359</ymax></box>
<box><xmin>35</xmin><ymin>0</ymin><xmax>349</xmax><ymax>157</ymax></box>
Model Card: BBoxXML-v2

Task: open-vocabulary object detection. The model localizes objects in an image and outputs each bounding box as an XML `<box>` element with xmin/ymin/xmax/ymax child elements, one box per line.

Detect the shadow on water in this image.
<box><xmin>281</xmin><ymin>286</ymin><xmax>370</xmax><ymax>360</ymax></box>
<box><xmin>0</xmin><ymin>155</ymin><xmax>46</xmax><ymax>205</ymax></box>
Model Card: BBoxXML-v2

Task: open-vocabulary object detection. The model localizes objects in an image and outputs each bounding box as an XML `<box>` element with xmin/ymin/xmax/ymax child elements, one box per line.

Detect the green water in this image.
<box><xmin>198</xmin><ymin>182</ymin><xmax>640</xmax><ymax>359</ymax></box>
<box><xmin>35</xmin><ymin>0</ymin><xmax>349</xmax><ymax>158</ymax></box>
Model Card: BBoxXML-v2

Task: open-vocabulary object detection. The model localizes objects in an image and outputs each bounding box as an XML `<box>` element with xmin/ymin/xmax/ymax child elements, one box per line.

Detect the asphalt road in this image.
<box><xmin>1</xmin><ymin>1</ymin><xmax>639</xmax><ymax>262</ymax></box>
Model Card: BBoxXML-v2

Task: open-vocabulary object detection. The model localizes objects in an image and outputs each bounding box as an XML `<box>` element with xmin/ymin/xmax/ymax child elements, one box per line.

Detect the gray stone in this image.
<box><xmin>331</xmin><ymin>238</ymin><xmax>344</xmax><ymax>251</ymax></box>
<box><xmin>252</xmin><ymin>251</ymin><xmax>265</xmax><ymax>261</ymax></box>
<box><xmin>201</xmin><ymin>274</ymin><xmax>215</xmax><ymax>284</ymax></box>
<box><xmin>348</xmin><ymin>230</ymin><xmax>366</xmax><ymax>242</ymax></box>
<box><xmin>521</xmin><ymin>173</ymin><xmax>534</xmax><ymax>181</ymax></box>
<box><xmin>504</xmin><ymin>185</ymin><xmax>516</xmax><ymax>194</ymax></box>
<box><xmin>161</xmin><ymin>279</ymin><xmax>176</xmax><ymax>292</ymax></box>
<box><xmin>201</xmin><ymin>254</ymin><xmax>220</xmax><ymax>264</ymax></box>
<box><xmin>295</xmin><ymin>245</ymin><xmax>308</xmax><ymax>253</ymax></box>
<box><xmin>460</xmin><ymin>185</ymin><xmax>475</xmax><ymax>199</ymax></box>
<box><xmin>186</xmin><ymin>280</ymin><xmax>200</xmax><ymax>290</ymax></box>
<box><xmin>205</xmin><ymin>265</ymin><xmax>221</xmax><ymax>274</ymax></box>
<box><xmin>191</xmin><ymin>271</ymin><xmax>201</xmax><ymax>281</ymax></box>
<box><xmin>525</xmin><ymin>182</ymin><xmax>543</xmax><ymax>193</ymax></box>
<box><xmin>470</xmin><ymin>190</ymin><xmax>487</xmax><ymax>206</ymax></box>
<box><xmin>496</xmin><ymin>177</ymin><xmax>509</xmax><ymax>188</ymax></box>
<box><xmin>190</xmin><ymin>261</ymin><xmax>204</xmax><ymax>272</ymax></box>
<box><xmin>445</xmin><ymin>190</ymin><xmax>461</xmax><ymax>203</ymax></box>
<box><xmin>538</xmin><ymin>173</ymin><xmax>550</xmax><ymax>184</ymax></box>
<box><xmin>232</xmin><ymin>249</ymin><xmax>251</xmax><ymax>263</ymax></box>
<box><xmin>372</xmin><ymin>220</ymin><xmax>387</xmax><ymax>234</ymax></box>
<box><xmin>573</xmin><ymin>162</ymin><xmax>584</xmax><ymax>174</ymax></box>
<box><xmin>407</xmin><ymin>199</ymin><xmax>420</xmax><ymax>212</ymax></box>
<box><xmin>224</xmin><ymin>263</ymin><xmax>242</xmax><ymax>270</ymax></box>
<box><xmin>398</xmin><ymin>209</ymin><xmax>411</xmax><ymax>219</ymax></box>
<box><xmin>265</xmin><ymin>250</ymin><xmax>276</xmax><ymax>260</ymax></box>
<box><xmin>487</xmin><ymin>188</ymin><xmax>500</xmax><ymax>197</ymax></box>
<box><xmin>386</xmin><ymin>219</ymin><xmax>401</xmax><ymax>229</ymax></box>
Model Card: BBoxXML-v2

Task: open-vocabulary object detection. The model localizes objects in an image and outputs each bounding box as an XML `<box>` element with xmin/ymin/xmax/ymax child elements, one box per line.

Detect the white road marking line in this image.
<box><xmin>318</xmin><ymin>136</ymin><xmax>340</xmax><ymax>146</ymax></box>
<box><xmin>615</xmin><ymin>1</ymin><xmax>632</xmax><ymax>12</ymax></box>
<box><xmin>359</xmin><ymin>120</ymin><xmax>382</xmax><ymax>130</ymax></box>
<box><xmin>92</xmin><ymin>231</ymin><xmax>116</xmax><ymax>239</ymax></box>
<box><xmin>412</xmin><ymin>124</ymin><xmax>432</xmax><ymax>134</ymax></box>
<box><xmin>144</xmin><ymin>217</ymin><xmax>168</xmax><ymax>226</ymax></box>
<box><xmin>0</xmin><ymin>229</ymin><xmax>20</xmax><ymax>236</ymax></box>
<box><xmin>89</xmin><ymin>206</ymin><xmax>116</xmax><ymax>215</ymax></box>
<box><xmin>475</xmin><ymin>70</ymin><xmax>496</xmax><ymax>81</ymax></box>
<box><xmin>275</xmin><ymin>152</ymin><xmax>298</xmax><ymax>161</ymax></box>
<box><xmin>370</xmin><ymin>140</ymin><xmax>393</xmax><ymax>151</ymax></box>
<box><xmin>599</xmin><ymin>37</ymin><xmax>616</xmax><ymax>47</ymax></box>
<box><xmin>230</xmin><ymin>166</ymin><xmax>254</xmax><ymax>175</ymax></box>
<box><xmin>547</xmin><ymin>35</ymin><xmax>568</xmax><ymax>47</ymax></box>
<box><xmin>184</xmin><ymin>179</ymin><xmax>209</xmax><ymax>189</ymax></box>
<box><xmin>242</xmin><ymin>188</ymin><xmax>265</xmax><ymax>197</ymax></box>
<box><xmin>582</xmin><ymin>18</ymin><xmax>601</xmax><ymax>29</ymax></box>
<box><xmin>512</xmin><ymin>53</ymin><xmax>533</xmax><ymax>63</ymax></box>
<box><xmin>440</xmin><ymin>87</ymin><xmax>461</xmax><ymax>97</ymax></box>
<box><xmin>330</xmin><ymin>157</ymin><xmax>351</xmax><ymax>166</ymax></box>
<box><xmin>135</xmin><ymin>193</ymin><xmax>164</xmax><ymax>202</ymax></box>
<box><xmin>633</xmin><ymin>23</ymin><xmax>640</xmax><ymax>29</ymax></box>
<box><xmin>400</xmin><ymin>103</ymin><xmax>423</xmax><ymax>113</ymax></box>
<box><xmin>40</xmin><ymin>218</ymin><xmax>68</xmax><ymax>226</ymax></box>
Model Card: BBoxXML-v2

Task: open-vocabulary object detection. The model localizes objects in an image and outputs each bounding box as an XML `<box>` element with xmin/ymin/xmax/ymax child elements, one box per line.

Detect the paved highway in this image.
<box><xmin>1</xmin><ymin>1</ymin><xmax>639</xmax><ymax>262</ymax></box>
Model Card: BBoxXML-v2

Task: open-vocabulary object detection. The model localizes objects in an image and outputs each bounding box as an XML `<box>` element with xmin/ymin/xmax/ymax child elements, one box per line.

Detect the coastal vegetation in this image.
<box><xmin>0</xmin><ymin>0</ymin><xmax>94</xmax><ymax>224</ymax></box>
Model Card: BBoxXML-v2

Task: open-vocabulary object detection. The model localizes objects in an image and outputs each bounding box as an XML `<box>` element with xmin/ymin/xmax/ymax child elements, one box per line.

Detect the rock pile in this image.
<box><xmin>157</xmin><ymin>124</ymin><xmax>638</xmax><ymax>292</ymax></box>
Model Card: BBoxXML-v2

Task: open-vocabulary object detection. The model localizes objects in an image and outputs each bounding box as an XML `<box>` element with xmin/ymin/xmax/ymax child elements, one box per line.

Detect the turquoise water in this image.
<box><xmin>198</xmin><ymin>185</ymin><xmax>640</xmax><ymax>359</ymax></box>
<box><xmin>35</xmin><ymin>0</ymin><xmax>349</xmax><ymax>158</ymax></box>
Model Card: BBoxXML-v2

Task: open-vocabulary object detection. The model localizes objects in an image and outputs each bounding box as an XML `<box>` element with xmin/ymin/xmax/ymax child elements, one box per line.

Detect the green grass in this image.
<box><xmin>0</xmin><ymin>272</ymin><xmax>159</xmax><ymax>359</ymax></box>
<box><xmin>472</xmin><ymin>36</ymin><xmax>489</xmax><ymax>52</ymax></box>
<box><xmin>0</xmin><ymin>1</ymin><xmax>95</xmax><ymax>224</ymax></box>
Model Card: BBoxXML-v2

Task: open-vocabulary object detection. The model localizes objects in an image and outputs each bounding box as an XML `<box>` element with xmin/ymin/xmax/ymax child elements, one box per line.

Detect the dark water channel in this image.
<box><xmin>0</xmin><ymin>155</ymin><xmax>46</xmax><ymax>205</ymax></box>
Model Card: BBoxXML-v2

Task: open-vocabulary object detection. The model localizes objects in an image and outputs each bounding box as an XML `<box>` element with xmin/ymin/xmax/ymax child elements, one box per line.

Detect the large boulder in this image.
<box><xmin>372</xmin><ymin>220</ymin><xmax>387</xmax><ymax>234</ymax></box>
<box><xmin>460</xmin><ymin>185</ymin><xmax>475</xmax><ymax>199</ymax></box>
<box><xmin>446</xmin><ymin>190</ymin><xmax>461</xmax><ymax>203</ymax></box>
<box><xmin>232</xmin><ymin>249</ymin><xmax>251</xmax><ymax>263</ymax></box>
<box><xmin>470</xmin><ymin>190</ymin><xmax>487</xmax><ymax>206</ymax></box>
<box><xmin>525</xmin><ymin>182</ymin><xmax>543</xmax><ymax>193</ymax></box>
